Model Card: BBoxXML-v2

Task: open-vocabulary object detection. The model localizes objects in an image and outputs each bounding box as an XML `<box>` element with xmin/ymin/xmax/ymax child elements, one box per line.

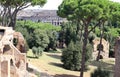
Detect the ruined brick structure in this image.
<box><xmin>0</xmin><ymin>26</ymin><xmax>28</xmax><ymax>77</ymax></box>
<box><xmin>114</xmin><ymin>37</ymin><xmax>120</xmax><ymax>77</ymax></box>
<box><xmin>92</xmin><ymin>38</ymin><xmax>109</xmax><ymax>60</ymax></box>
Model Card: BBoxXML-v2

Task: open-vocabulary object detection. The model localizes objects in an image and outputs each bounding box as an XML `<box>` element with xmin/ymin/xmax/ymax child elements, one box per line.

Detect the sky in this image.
<box><xmin>27</xmin><ymin>0</ymin><xmax>63</xmax><ymax>10</ymax></box>
<box><xmin>41</xmin><ymin>0</ymin><xmax>63</xmax><ymax>10</ymax></box>
<box><xmin>27</xmin><ymin>0</ymin><xmax>120</xmax><ymax>10</ymax></box>
<box><xmin>111</xmin><ymin>0</ymin><xmax>120</xmax><ymax>2</ymax></box>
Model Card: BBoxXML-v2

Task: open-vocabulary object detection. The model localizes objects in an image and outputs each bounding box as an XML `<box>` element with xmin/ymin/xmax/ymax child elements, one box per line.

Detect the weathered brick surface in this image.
<box><xmin>0</xmin><ymin>26</ymin><xmax>30</xmax><ymax>77</ymax></box>
<box><xmin>92</xmin><ymin>38</ymin><xmax>109</xmax><ymax>60</ymax></box>
<box><xmin>114</xmin><ymin>37</ymin><xmax>120</xmax><ymax>77</ymax></box>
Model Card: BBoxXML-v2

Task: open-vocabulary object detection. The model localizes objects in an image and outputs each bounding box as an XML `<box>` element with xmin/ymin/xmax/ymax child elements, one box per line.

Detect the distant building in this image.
<box><xmin>17</xmin><ymin>10</ymin><xmax>66</xmax><ymax>26</ymax></box>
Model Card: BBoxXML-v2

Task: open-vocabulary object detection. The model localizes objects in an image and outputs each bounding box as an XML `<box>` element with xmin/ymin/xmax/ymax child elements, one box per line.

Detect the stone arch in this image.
<box><xmin>10</xmin><ymin>59</ymin><xmax>13</xmax><ymax>66</ymax></box>
<box><xmin>13</xmin><ymin>32</ymin><xmax>26</xmax><ymax>53</ymax></box>
<box><xmin>97</xmin><ymin>44</ymin><xmax>104</xmax><ymax>51</ymax></box>
<box><xmin>3</xmin><ymin>45</ymin><xmax>12</xmax><ymax>55</ymax></box>
<box><xmin>92</xmin><ymin>38</ymin><xmax>109</xmax><ymax>60</ymax></box>
<box><xmin>13</xmin><ymin>38</ymin><xmax>18</xmax><ymax>46</ymax></box>
<box><xmin>99</xmin><ymin>55</ymin><xmax>103</xmax><ymax>59</ymax></box>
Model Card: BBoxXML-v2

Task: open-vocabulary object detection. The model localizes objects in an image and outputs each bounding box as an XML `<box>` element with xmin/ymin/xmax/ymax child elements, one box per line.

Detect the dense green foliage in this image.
<box><xmin>62</xmin><ymin>41</ymin><xmax>82</xmax><ymax>71</ymax></box>
<box><xmin>58</xmin><ymin>0</ymin><xmax>120</xmax><ymax>76</ymax></box>
<box><xmin>16</xmin><ymin>21</ymin><xmax>61</xmax><ymax>31</ymax></box>
<box><xmin>15</xmin><ymin>20</ymin><xmax>61</xmax><ymax>51</ymax></box>
<box><xmin>62</xmin><ymin>41</ymin><xmax>92</xmax><ymax>71</ymax></box>
<box><xmin>32</xmin><ymin>46</ymin><xmax>43</xmax><ymax>58</ymax></box>
<box><xmin>59</xmin><ymin>22</ymin><xmax>80</xmax><ymax>47</ymax></box>
<box><xmin>91</xmin><ymin>68</ymin><xmax>110</xmax><ymax>77</ymax></box>
<box><xmin>33</xmin><ymin>29</ymin><xmax>49</xmax><ymax>48</ymax></box>
<box><xmin>46</xmin><ymin>31</ymin><xmax>58</xmax><ymax>51</ymax></box>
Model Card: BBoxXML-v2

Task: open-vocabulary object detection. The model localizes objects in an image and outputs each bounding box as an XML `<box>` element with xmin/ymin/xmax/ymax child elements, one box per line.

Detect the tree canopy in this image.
<box><xmin>0</xmin><ymin>0</ymin><xmax>46</xmax><ymax>28</ymax></box>
<box><xmin>58</xmin><ymin>0</ymin><xmax>120</xmax><ymax>77</ymax></box>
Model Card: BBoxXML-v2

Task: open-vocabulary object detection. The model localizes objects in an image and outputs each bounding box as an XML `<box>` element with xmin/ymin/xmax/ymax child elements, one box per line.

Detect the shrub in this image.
<box><xmin>32</xmin><ymin>46</ymin><xmax>38</xmax><ymax>58</ymax></box>
<box><xmin>62</xmin><ymin>41</ymin><xmax>92</xmax><ymax>71</ymax></box>
<box><xmin>33</xmin><ymin>29</ymin><xmax>50</xmax><ymax>49</ymax></box>
<box><xmin>38</xmin><ymin>46</ymin><xmax>43</xmax><ymax>56</ymax></box>
<box><xmin>91</xmin><ymin>68</ymin><xmax>110</xmax><ymax>77</ymax></box>
<box><xmin>16</xmin><ymin>20</ymin><xmax>61</xmax><ymax>49</ymax></box>
<box><xmin>88</xmin><ymin>32</ymin><xmax>97</xmax><ymax>43</ymax></box>
<box><xmin>32</xmin><ymin>46</ymin><xmax>43</xmax><ymax>58</ymax></box>
<box><xmin>46</xmin><ymin>31</ymin><xmax>58</xmax><ymax>51</ymax></box>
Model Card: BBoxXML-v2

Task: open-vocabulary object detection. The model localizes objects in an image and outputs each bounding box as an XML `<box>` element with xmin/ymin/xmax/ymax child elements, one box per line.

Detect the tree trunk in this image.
<box><xmin>96</xmin><ymin>23</ymin><xmax>104</xmax><ymax>61</ymax></box>
<box><xmin>0</xmin><ymin>7</ymin><xmax>18</xmax><ymax>29</ymax></box>
<box><xmin>80</xmin><ymin>24</ymin><xmax>88</xmax><ymax>77</ymax></box>
<box><xmin>9</xmin><ymin>17</ymin><xmax>16</xmax><ymax>30</ymax></box>
<box><xmin>9</xmin><ymin>10</ymin><xmax>18</xmax><ymax>29</ymax></box>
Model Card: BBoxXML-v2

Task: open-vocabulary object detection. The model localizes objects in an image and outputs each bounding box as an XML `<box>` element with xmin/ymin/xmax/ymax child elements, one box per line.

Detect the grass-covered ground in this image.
<box><xmin>27</xmin><ymin>50</ymin><xmax>115</xmax><ymax>77</ymax></box>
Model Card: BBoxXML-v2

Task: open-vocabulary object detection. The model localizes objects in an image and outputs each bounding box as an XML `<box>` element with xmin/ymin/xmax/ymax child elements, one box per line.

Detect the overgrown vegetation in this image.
<box><xmin>32</xmin><ymin>46</ymin><xmax>43</xmax><ymax>58</ymax></box>
<box><xmin>91</xmin><ymin>68</ymin><xmax>110</xmax><ymax>77</ymax></box>
<box><xmin>15</xmin><ymin>20</ymin><xmax>61</xmax><ymax>57</ymax></box>
<box><xmin>62</xmin><ymin>41</ymin><xmax>92</xmax><ymax>71</ymax></box>
<box><xmin>58</xmin><ymin>0</ymin><xmax>120</xmax><ymax>76</ymax></box>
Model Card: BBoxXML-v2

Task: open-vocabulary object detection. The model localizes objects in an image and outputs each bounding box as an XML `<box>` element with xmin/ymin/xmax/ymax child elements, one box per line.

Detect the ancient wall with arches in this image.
<box><xmin>92</xmin><ymin>38</ymin><xmax>109</xmax><ymax>60</ymax></box>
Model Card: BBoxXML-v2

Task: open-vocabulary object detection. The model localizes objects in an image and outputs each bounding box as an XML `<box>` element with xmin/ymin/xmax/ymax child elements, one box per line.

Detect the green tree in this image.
<box><xmin>32</xmin><ymin>46</ymin><xmax>43</xmax><ymax>58</ymax></box>
<box><xmin>91</xmin><ymin>68</ymin><xmax>110</xmax><ymax>77</ymax></box>
<box><xmin>58</xmin><ymin>0</ymin><xmax>111</xmax><ymax>77</ymax></box>
<box><xmin>15</xmin><ymin>20</ymin><xmax>61</xmax><ymax>48</ymax></box>
<box><xmin>0</xmin><ymin>0</ymin><xmax>46</xmax><ymax>29</ymax></box>
<box><xmin>46</xmin><ymin>30</ymin><xmax>58</xmax><ymax>51</ymax></box>
<box><xmin>110</xmin><ymin>2</ymin><xmax>120</xmax><ymax>28</ymax></box>
<box><xmin>32</xmin><ymin>46</ymin><xmax>38</xmax><ymax>58</ymax></box>
<box><xmin>59</xmin><ymin>22</ymin><xmax>80</xmax><ymax>47</ymax></box>
<box><xmin>62</xmin><ymin>41</ymin><xmax>92</xmax><ymax>71</ymax></box>
<box><xmin>33</xmin><ymin>29</ymin><xmax>49</xmax><ymax>50</ymax></box>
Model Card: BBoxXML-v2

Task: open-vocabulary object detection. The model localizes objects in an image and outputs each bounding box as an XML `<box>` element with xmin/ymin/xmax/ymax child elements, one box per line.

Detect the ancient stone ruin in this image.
<box><xmin>92</xmin><ymin>38</ymin><xmax>109</xmax><ymax>60</ymax></box>
<box><xmin>0</xmin><ymin>26</ymin><xmax>28</xmax><ymax>77</ymax></box>
<box><xmin>114</xmin><ymin>37</ymin><xmax>120</xmax><ymax>77</ymax></box>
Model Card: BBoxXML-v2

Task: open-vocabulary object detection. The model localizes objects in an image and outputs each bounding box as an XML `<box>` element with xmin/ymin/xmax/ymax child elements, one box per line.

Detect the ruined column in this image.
<box><xmin>114</xmin><ymin>37</ymin><xmax>120</xmax><ymax>77</ymax></box>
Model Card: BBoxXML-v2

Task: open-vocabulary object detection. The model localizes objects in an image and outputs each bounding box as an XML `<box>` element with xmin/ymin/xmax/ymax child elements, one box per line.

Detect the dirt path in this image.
<box><xmin>28</xmin><ymin>63</ymin><xmax>54</xmax><ymax>77</ymax></box>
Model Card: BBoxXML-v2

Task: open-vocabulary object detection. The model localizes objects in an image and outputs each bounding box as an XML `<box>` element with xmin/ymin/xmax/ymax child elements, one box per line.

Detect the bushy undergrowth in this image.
<box><xmin>91</xmin><ymin>68</ymin><xmax>110</xmax><ymax>77</ymax></box>
<box><xmin>62</xmin><ymin>41</ymin><xmax>92</xmax><ymax>71</ymax></box>
<box><xmin>32</xmin><ymin>46</ymin><xmax>43</xmax><ymax>58</ymax></box>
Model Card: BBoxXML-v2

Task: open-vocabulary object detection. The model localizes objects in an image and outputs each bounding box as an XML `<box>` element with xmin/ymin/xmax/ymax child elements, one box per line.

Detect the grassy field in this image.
<box><xmin>27</xmin><ymin>50</ymin><xmax>115</xmax><ymax>77</ymax></box>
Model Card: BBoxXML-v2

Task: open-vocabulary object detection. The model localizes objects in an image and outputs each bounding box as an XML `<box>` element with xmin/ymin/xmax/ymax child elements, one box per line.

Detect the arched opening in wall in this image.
<box><xmin>97</xmin><ymin>44</ymin><xmax>104</xmax><ymax>51</ymax></box>
<box><xmin>99</xmin><ymin>55</ymin><xmax>103</xmax><ymax>59</ymax></box>
<box><xmin>97</xmin><ymin>55</ymin><xmax>103</xmax><ymax>59</ymax></box>
<box><xmin>3</xmin><ymin>45</ymin><xmax>11</xmax><ymax>54</ymax></box>
<box><xmin>0</xmin><ymin>29</ymin><xmax>5</xmax><ymax>40</ymax></box>
<box><xmin>13</xmin><ymin>38</ymin><xmax>18</xmax><ymax>46</ymax></box>
<box><xmin>38</xmin><ymin>20</ymin><xmax>41</xmax><ymax>22</ymax></box>
<box><xmin>10</xmin><ymin>59</ymin><xmax>13</xmax><ymax>66</ymax></box>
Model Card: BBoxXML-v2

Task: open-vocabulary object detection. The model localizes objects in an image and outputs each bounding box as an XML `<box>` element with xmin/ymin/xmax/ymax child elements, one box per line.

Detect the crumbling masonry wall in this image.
<box><xmin>92</xmin><ymin>38</ymin><xmax>109</xmax><ymax>60</ymax></box>
<box><xmin>114</xmin><ymin>37</ymin><xmax>120</xmax><ymax>77</ymax></box>
<box><xmin>0</xmin><ymin>26</ymin><xmax>27</xmax><ymax>77</ymax></box>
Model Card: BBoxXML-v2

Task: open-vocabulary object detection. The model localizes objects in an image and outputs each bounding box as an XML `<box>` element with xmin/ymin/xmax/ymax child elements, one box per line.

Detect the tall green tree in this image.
<box><xmin>59</xmin><ymin>22</ymin><xmax>80</xmax><ymax>47</ymax></box>
<box><xmin>46</xmin><ymin>30</ymin><xmax>58</xmax><ymax>51</ymax></box>
<box><xmin>110</xmin><ymin>2</ymin><xmax>120</xmax><ymax>28</ymax></box>
<box><xmin>58</xmin><ymin>0</ymin><xmax>111</xmax><ymax>77</ymax></box>
<box><xmin>0</xmin><ymin>0</ymin><xmax>46</xmax><ymax>29</ymax></box>
<box><xmin>33</xmin><ymin>29</ymin><xmax>49</xmax><ymax>49</ymax></box>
